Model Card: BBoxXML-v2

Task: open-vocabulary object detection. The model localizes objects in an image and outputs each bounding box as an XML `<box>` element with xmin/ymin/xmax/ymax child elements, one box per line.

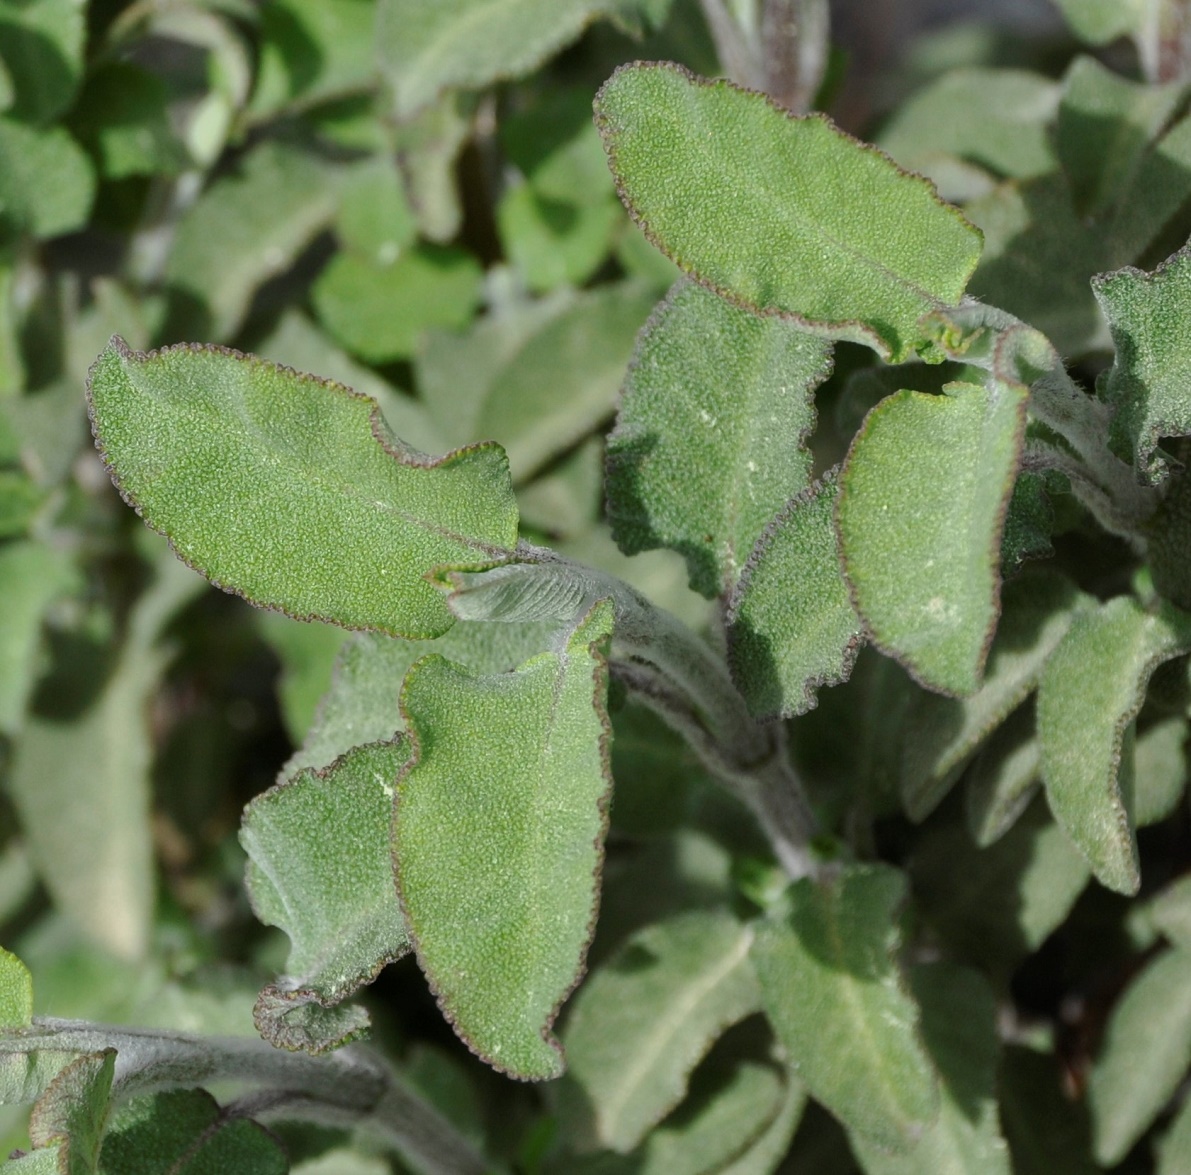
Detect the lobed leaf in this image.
<box><xmin>606</xmin><ymin>279</ymin><xmax>830</xmax><ymax>599</ymax></box>
<box><xmin>1038</xmin><ymin>595</ymin><xmax>1191</xmax><ymax>894</ymax></box>
<box><xmin>751</xmin><ymin>863</ymin><xmax>938</xmax><ymax>1151</ymax></box>
<box><xmin>556</xmin><ymin>909</ymin><xmax>761</xmax><ymax>1153</ymax></box>
<box><xmin>900</xmin><ymin>571</ymin><xmax>1090</xmax><ymax>820</ymax></box>
<box><xmin>86</xmin><ymin>337</ymin><xmax>519</xmax><ymax>638</ymax></box>
<box><xmin>1088</xmin><ymin>947</ymin><xmax>1191</xmax><ymax>1164</ymax></box>
<box><xmin>838</xmin><ymin>380</ymin><xmax>1028</xmax><ymax>696</ymax></box>
<box><xmin>241</xmin><ymin>740</ymin><xmax>413</xmax><ymax>1053</ymax></box>
<box><xmin>1094</xmin><ymin>242</ymin><xmax>1191</xmax><ymax>484</ymax></box>
<box><xmin>727</xmin><ymin>469</ymin><xmax>864</xmax><ymax>719</ymax></box>
<box><xmin>394</xmin><ymin>600</ymin><xmax>614</xmax><ymax>1080</ymax></box>
<box><xmin>594</xmin><ymin>63</ymin><xmax>983</xmax><ymax>361</ymax></box>
<box><xmin>848</xmin><ymin>963</ymin><xmax>1011</xmax><ymax>1175</ymax></box>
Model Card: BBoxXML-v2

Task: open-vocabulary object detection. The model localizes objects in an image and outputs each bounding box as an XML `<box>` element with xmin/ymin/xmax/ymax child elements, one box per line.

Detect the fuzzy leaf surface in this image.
<box><xmin>557</xmin><ymin>909</ymin><xmax>761</xmax><ymax>1153</ymax></box>
<box><xmin>241</xmin><ymin>740</ymin><xmax>412</xmax><ymax>1052</ymax></box>
<box><xmin>87</xmin><ymin>338</ymin><xmax>518</xmax><ymax>637</ymax></box>
<box><xmin>1094</xmin><ymin>243</ymin><xmax>1191</xmax><ymax>484</ymax></box>
<box><xmin>27</xmin><ymin>1049</ymin><xmax>114</xmax><ymax>1174</ymax></box>
<box><xmin>594</xmin><ymin>63</ymin><xmax>982</xmax><ymax>361</ymax></box>
<box><xmin>727</xmin><ymin>469</ymin><xmax>863</xmax><ymax>718</ymax></box>
<box><xmin>751</xmin><ymin>863</ymin><xmax>937</xmax><ymax>1150</ymax></box>
<box><xmin>606</xmin><ymin>279</ymin><xmax>829</xmax><ymax>598</ymax></box>
<box><xmin>1088</xmin><ymin>947</ymin><xmax>1191</xmax><ymax>1164</ymax></box>
<box><xmin>1038</xmin><ymin>596</ymin><xmax>1191</xmax><ymax>894</ymax></box>
<box><xmin>394</xmin><ymin>601</ymin><xmax>614</xmax><ymax>1080</ymax></box>
<box><xmin>0</xmin><ymin>950</ymin><xmax>31</xmax><ymax>1030</ymax></box>
<box><xmin>964</xmin><ymin>705</ymin><xmax>1041</xmax><ymax>846</ymax></box>
<box><xmin>838</xmin><ymin>381</ymin><xmax>1027</xmax><ymax>696</ymax></box>
<box><xmin>900</xmin><ymin>571</ymin><xmax>1089</xmax><ymax>819</ymax></box>
<box><xmin>849</xmin><ymin>963</ymin><xmax>1011</xmax><ymax>1175</ymax></box>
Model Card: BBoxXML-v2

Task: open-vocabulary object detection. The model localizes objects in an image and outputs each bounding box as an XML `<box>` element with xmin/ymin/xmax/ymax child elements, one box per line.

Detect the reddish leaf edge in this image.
<box><xmin>85</xmin><ymin>335</ymin><xmax>520</xmax><ymax>640</ymax></box>
<box><xmin>391</xmin><ymin>599</ymin><xmax>614</xmax><ymax>1082</ymax></box>
<box><xmin>593</xmin><ymin>61</ymin><xmax>984</xmax><ymax>364</ymax></box>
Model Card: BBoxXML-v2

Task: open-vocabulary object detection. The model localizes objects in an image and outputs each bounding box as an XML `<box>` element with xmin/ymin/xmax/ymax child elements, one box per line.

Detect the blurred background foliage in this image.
<box><xmin>1</xmin><ymin>0</ymin><xmax>1182</xmax><ymax>1170</ymax></box>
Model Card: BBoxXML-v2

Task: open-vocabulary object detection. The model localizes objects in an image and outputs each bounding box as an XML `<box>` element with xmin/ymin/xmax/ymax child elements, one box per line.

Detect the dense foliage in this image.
<box><xmin>4</xmin><ymin>0</ymin><xmax>1191</xmax><ymax>1171</ymax></box>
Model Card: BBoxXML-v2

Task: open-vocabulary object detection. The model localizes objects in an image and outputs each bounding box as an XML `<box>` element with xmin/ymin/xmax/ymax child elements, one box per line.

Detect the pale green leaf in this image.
<box><xmin>964</xmin><ymin>704</ymin><xmax>1041</xmax><ymax>846</ymax></box>
<box><xmin>334</xmin><ymin>155</ymin><xmax>418</xmax><ymax>265</ymax></box>
<box><xmin>1000</xmin><ymin>1045</ymin><xmax>1098</xmax><ymax>1175</ymax></box>
<box><xmin>394</xmin><ymin>600</ymin><xmax>614</xmax><ymax>1080</ymax></box>
<box><xmin>1056</xmin><ymin>56</ymin><xmax>1186</xmax><ymax>219</ymax></box>
<box><xmin>99</xmin><ymin>1089</ymin><xmax>287</xmax><ymax>1174</ymax></box>
<box><xmin>1088</xmin><ymin>946</ymin><xmax>1191</xmax><ymax>1164</ymax></box>
<box><xmin>287</xmin><ymin>619</ymin><xmax>561</xmax><ymax>776</ymax></box>
<box><xmin>256</xmin><ymin>613</ymin><xmax>348</xmax><ymax>742</ymax></box>
<box><xmin>3</xmin><ymin>1148</ymin><xmax>60</xmax><ymax>1172</ymax></box>
<box><xmin>900</xmin><ymin>571</ymin><xmax>1089</xmax><ymax>819</ymax></box>
<box><xmin>477</xmin><ymin>282</ymin><xmax>658</xmax><ymax>483</ymax></box>
<box><xmin>378</xmin><ymin>0</ymin><xmax>631</xmax><ymax>118</ymax></box>
<box><xmin>10</xmin><ymin>553</ymin><xmax>206</xmax><ymax>959</ymax></box>
<box><xmin>28</xmin><ymin>1049</ymin><xmax>113</xmax><ymax>1174</ymax></box>
<box><xmin>1094</xmin><ymin>242</ymin><xmax>1191</xmax><ymax>484</ymax></box>
<box><xmin>1135</xmin><ymin>715</ymin><xmax>1188</xmax><ymax>826</ymax></box>
<box><xmin>557</xmin><ymin>910</ymin><xmax>761</xmax><ymax>1153</ymax></box>
<box><xmin>751</xmin><ymin>863</ymin><xmax>938</xmax><ymax>1151</ymax></box>
<box><xmin>0</xmin><ymin>542</ymin><xmax>76</xmax><ymax>735</ymax></box>
<box><xmin>606</xmin><ymin>279</ymin><xmax>830</xmax><ymax>599</ymax></box>
<box><xmin>241</xmin><ymin>740</ymin><xmax>412</xmax><ymax>1052</ymax></box>
<box><xmin>839</xmin><ymin>380</ymin><xmax>1028</xmax><ymax>696</ymax></box>
<box><xmin>391</xmin><ymin>89</ymin><xmax>473</xmax><ymax>243</ymax></box>
<box><xmin>594</xmin><ymin>63</ymin><xmax>983</xmax><ymax>362</ymax></box>
<box><xmin>312</xmin><ymin>245</ymin><xmax>483</xmax><ymax>365</ymax></box>
<box><xmin>0</xmin><ymin>950</ymin><xmax>31</xmax><ymax>1030</ymax></box>
<box><xmin>1038</xmin><ymin>595</ymin><xmax>1191</xmax><ymax>894</ymax></box>
<box><xmin>0</xmin><ymin>119</ymin><xmax>93</xmax><ymax>239</ymax></box>
<box><xmin>0</xmin><ymin>0</ymin><xmax>85</xmax><ymax>124</ymax></box>
<box><xmin>1148</xmin><ymin>874</ymin><xmax>1191</xmax><ymax>948</ymax></box>
<box><xmin>1159</xmin><ymin>1091</ymin><xmax>1191</xmax><ymax>1175</ymax></box>
<box><xmin>878</xmin><ymin>68</ymin><xmax>1059</xmax><ymax>181</ymax></box>
<box><xmin>1052</xmin><ymin>0</ymin><xmax>1143</xmax><ymax>43</ymax></box>
<box><xmin>164</xmin><ymin>142</ymin><xmax>337</xmax><ymax>340</ymax></box>
<box><xmin>910</xmin><ymin>808</ymin><xmax>1091</xmax><ymax>976</ymax></box>
<box><xmin>727</xmin><ymin>469</ymin><xmax>863</xmax><ymax>718</ymax></box>
<box><xmin>87</xmin><ymin>337</ymin><xmax>519</xmax><ymax>638</ymax></box>
<box><xmin>849</xmin><ymin>963</ymin><xmax>1010</xmax><ymax>1175</ymax></box>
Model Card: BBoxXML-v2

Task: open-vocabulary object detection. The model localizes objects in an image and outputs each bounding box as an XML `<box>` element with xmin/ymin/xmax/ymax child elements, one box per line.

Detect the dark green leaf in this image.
<box><xmin>394</xmin><ymin>601</ymin><xmax>614</xmax><ymax>1079</ymax></box>
<box><xmin>595</xmin><ymin>63</ymin><xmax>983</xmax><ymax>361</ymax></box>
<box><xmin>607</xmin><ymin>279</ymin><xmax>830</xmax><ymax>599</ymax></box>
<box><xmin>839</xmin><ymin>380</ymin><xmax>1028</xmax><ymax>696</ymax></box>
<box><xmin>1000</xmin><ymin>1046</ymin><xmax>1098</xmax><ymax>1175</ymax></box>
<box><xmin>87</xmin><ymin>337</ymin><xmax>519</xmax><ymax>637</ymax></box>
<box><xmin>0</xmin><ymin>0</ymin><xmax>85</xmax><ymax>125</ymax></box>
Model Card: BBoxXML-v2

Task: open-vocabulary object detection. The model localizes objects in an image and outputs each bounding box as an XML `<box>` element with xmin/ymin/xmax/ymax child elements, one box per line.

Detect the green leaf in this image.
<box><xmin>0</xmin><ymin>0</ymin><xmax>85</xmax><ymax>125</ymax></box>
<box><xmin>1134</xmin><ymin>715</ymin><xmax>1188</xmax><ymax>825</ymax></box>
<box><xmin>9</xmin><ymin>553</ymin><xmax>205</xmax><ymax>959</ymax></box>
<box><xmin>900</xmin><ymin>571</ymin><xmax>1090</xmax><ymax>820</ymax></box>
<box><xmin>164</xmin><ymin>142</ymin><xmax>337</xmax><ymax>340</ymax></box>
<box><xmin>557</xmin><ymin>910</ymin><xmax>761</xmax><ymax>1153</ymax></box>
<box><xmin>28</xmin><ymin>1050</ymin><xmax>114</xmax><ymax>1175</ymax></box>
<box><xmin>1056</xmin><ymin>56</ymin><xmax>1186</xmax><ymax>219</ymax></box>
<box><xmin>848</xmin><ymin>963</ymin><xmax>1011</xmax><ymax>1175</ymax></box>
<box><xmin>751</xmin><ymin>863</ymin><xmax>938</xmax><ymax>1151</ymax></box>
<box><xmin>999</xmin><ymin>1045</ymin><xmax>1098</xmax><ymax>1175</ymax></box>
<box><xmin>378</xmin><ymin>0</ymin><xmax>631</xmax><ymax>118</ymax></box>
<box><xmin>0</xmin><ymin>469</ymin><xmax>42</xmax><ymax>536</ymax></box>
<box><xmin>0</xmin><ymin>541</ymin><xmax>76</xmax><ymax>735</ymax></box>
<box><xmin>838</xmin><ymin>380</ymin><xmax>1028</xmax><ymax>696</ymax></box>
<box><xmin>1148</xmin><ymin>874</ymin><xmax>1191</xmax><ymax>948</ymax></box>
<box><xmin>1158</xmin><ymin>1094</ymin><xmax>1191</xmax><ymax>1175</ymax></box>
<box><xmin>910</xmin><ymin>807</ymin><xmax>1091</xmax><ymax>977</ymax></box>
<box><xmin>287</xmin><ymin>619</ymin><xmax>562</xmax><ymax>776</ymax></box>
<box><xmin>477</xmin><ymin>282</ymin><xmax>659</xmax><ymax>482</ymax></box>
<box><xmin>99</xmin><ymin>1089</ymin><xmax>287</xmax><ymax>1174</ymax></box>
<box><xmin>964</xmin><ymin>704</ymin><xmax>1041</xmax><ymax>846</ymax></box>
<box><xmin>394</xmin><ymin>600</ymin><xmax>614</xmax><ymax>1079</ymax></box>
<box><xmin>878</xmin><ymin>68</ymin><xmax>1059</xmax><ymax>181</ymax></box>
<box><xmin>241</xmin><ymin>740</ymin><xmax>412</xmax><ymax>1053</ymax></box>
<box><xmin>606</xmin><ymin>279</ymin><xmax>830</xmax><ymax>599</ymax></box>
<box><xmin>1051</xmin><ymin>0</ymin><xmax>1143</xmax><ymax>43</ymax></box>
<box><xmin>312</xmin><ymin>244</ymin><xmax>483</xmax><ymax>365</ymax></box>
<box><xmin>1094</xmin><ymin>242</ymin><xmax>1191</xmax><ymax>485</ymax></box>
<box><xmin>726</xmin><ymin>469</ymin><xmax>863</xmax><ymax>719</ymax></box>
<box><xmin>0</xmin><ymin>949</ymin><xmax>31</xmax><ymax>1029</ymax></box>
<box><xmin>1038</xmin><ymin>595</ymin><xmax>1191</xmax><ymax>894</ymax></box>
<box><xmin>256</xmin><ymin>613</ymin><xmax>348</xmax><ymax>743</ymax></box>
<box><xmin>333</xmin><ymin>155</ymin><xmax>418</xmax><ymax>265</ymax></box>
<box><xmin>594</xmin><ymin>63</ymin><xmax>982</xmax><ymax>362</ymax></box>
<box><xmin>86</xmin><ymin>337</ymin><xmax>518</xmax><ymax>638</ymax></box>
<box><xmin>1088</xmin><ymin>946</ymin><xmax>1191</xmax><ymax>1164</ymax></box>
<box><xmin>0</xmin><ymin>119</ymin><xmax>93</xmax><ymax>239</ymax></box>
